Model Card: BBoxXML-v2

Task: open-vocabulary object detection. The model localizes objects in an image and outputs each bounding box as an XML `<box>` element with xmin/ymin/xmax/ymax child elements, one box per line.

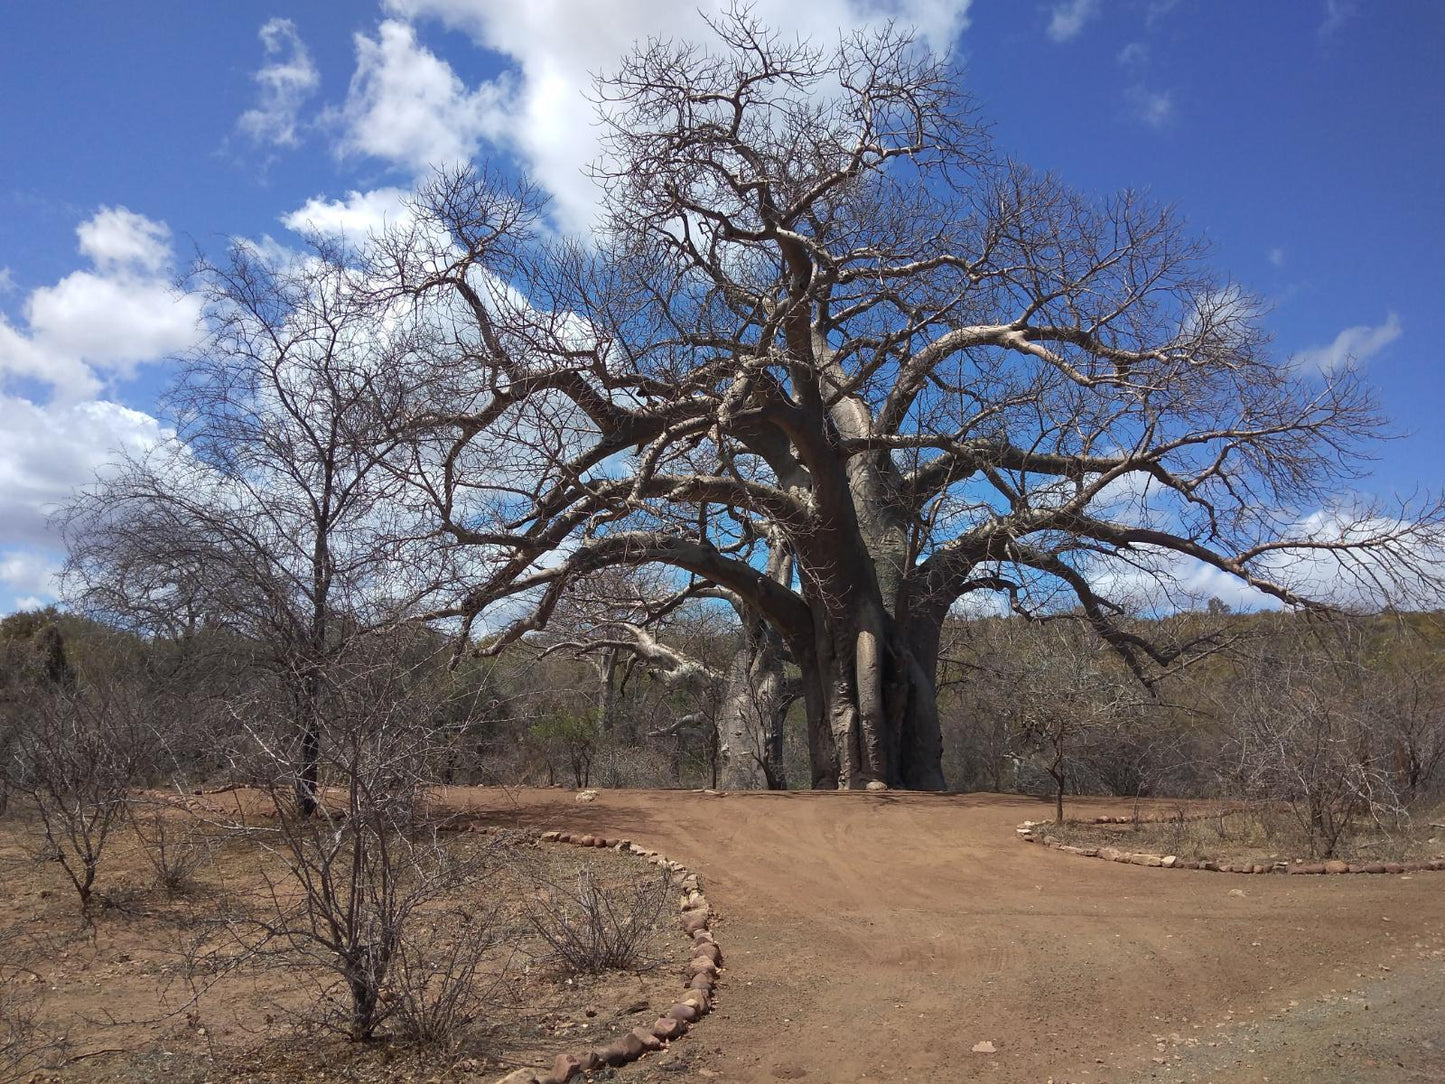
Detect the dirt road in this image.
<box><xmin>448</xmin><ymin>787</ymin><xmax>1445</xmax><ymax>1084</ymax></box>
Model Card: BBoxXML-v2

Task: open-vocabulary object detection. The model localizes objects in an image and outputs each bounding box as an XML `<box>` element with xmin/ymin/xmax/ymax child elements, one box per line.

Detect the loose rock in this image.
<box><xmin>632</xmin><ymin>1026</ymin><xmax>664</xmax><ymax>1051</ymax></box>
<box><xmin>653</xmin><ymin>1016</ymin><xmax>688</xmax><ymax>1041</ymax></box>
<box><xmin>544</xmin><ymin>1053</ymin><xmax>583</xmax><ymax>1083</ymax></box>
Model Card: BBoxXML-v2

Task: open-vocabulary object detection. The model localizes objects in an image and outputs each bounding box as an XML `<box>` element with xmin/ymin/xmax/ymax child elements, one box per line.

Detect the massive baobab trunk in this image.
<box><xmin>796</xmin><ymin>567</ymin><xmax>948</xmax><ymax>791</ymax></box>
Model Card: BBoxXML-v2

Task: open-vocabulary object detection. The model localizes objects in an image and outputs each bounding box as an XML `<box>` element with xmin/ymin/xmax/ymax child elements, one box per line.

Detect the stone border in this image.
<box><xmin>489</xmin><ymin>829</ymin><xmax>721</xmax><ymax>1084</ymax></box>
<box><xmin>1016</xmin><ymin>818</ymin><xmax>1445</xmax><ymax>875</ymax></box>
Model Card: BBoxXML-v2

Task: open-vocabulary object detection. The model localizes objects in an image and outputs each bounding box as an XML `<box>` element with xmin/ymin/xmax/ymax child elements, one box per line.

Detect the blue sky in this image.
<box><xmin>0</xmin><ymin>0</ymin><xmax>1440</xmax><ymax>614</ymax></box>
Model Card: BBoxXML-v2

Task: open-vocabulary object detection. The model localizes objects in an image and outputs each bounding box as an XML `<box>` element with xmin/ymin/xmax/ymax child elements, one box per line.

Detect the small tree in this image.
<box><xmin>225</xmin><ymin>638</ymin><xmax>491</xmax><ymax>1040</ymax></box>
<box><xmin>8</xmin><ymin>679</ymin><xmax>144</xmax><ymax>915</ymax></box>
<box><xmin>528</xmin><ymin>710</ymin><xmax>598</xmax><ymax>789</ymax></box>
<box><xmin>1222</xmin><ymin>620</ymin><xmax>1410</xmax><ymax>857</ymax></box>
<box><xmin>986</xmin><ymin>623</ymin><xmax>1139</xmax><ymax>822</ymax></box>
<box><xmin>62</xmin><ymin>240</ymin><xmax>449</xmax><ymax>816</ymax></box>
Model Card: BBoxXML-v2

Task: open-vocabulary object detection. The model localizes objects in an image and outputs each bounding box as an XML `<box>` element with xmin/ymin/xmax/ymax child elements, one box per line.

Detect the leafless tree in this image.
<box><xmin>62</xmin><ymin>238</ymin><xmax>451</xmax><ymax>814</ymax></box>
<box><xmin>377</xmin><ymin>11</ymin><xmax>1443</xmax><ymax>791</ymax></box>
<box><xmin>1219</xmin><ymin>618</ymin><xmax>1429</xmax><ymax>857</ymax></box>
<box><xmin>538</xmin><ymin>562</ymin><xmax>797</xmax><ymax>789</ymax></box>
<box><xmin>6</xmin><ymin>679</ymin><xmax>147</xmax><ymax>915</ymax></box>
<box><xmin>1008</xmin><ymin>625</ymin><xmax>1143</xmax><ymax>822</ymax></box>
<box><xmin>212</xmin><ymin>637</ymin><xmax>495</xmax><ymax>1041</ymax></box>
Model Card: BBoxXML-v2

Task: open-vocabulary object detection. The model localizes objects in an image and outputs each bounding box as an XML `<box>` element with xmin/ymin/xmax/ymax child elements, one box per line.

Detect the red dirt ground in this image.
<box><xmin>449</xmin><ymin>787</ymin><xmax>1445</xmax><ymax>1084</ymax></box>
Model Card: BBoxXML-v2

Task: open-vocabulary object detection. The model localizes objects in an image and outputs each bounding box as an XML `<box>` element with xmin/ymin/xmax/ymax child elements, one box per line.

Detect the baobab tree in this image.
<box><xmin>381</xmin><ymin>12</ymin><xmax>1443</xmax><ymax>790</ymax></box>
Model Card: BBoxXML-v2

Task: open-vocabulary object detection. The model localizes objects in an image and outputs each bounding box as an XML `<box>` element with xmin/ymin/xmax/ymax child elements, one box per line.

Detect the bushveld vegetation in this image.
<box><xmin>2</xmin><ymin>9</ymin><xmax>1444</xmax><ymax>1078</ymax></box>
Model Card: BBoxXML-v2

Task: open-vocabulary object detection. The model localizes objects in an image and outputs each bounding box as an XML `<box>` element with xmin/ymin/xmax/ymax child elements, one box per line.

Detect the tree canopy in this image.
<box><xmin>61</xmin><ymin>11</ymin><xmax>1445</xmax><ymax>792</ymax></box>
<box><xmin>374</xmin><ymin>13</ymin><xmax>1441</xmax><ymax>789</ymax></box>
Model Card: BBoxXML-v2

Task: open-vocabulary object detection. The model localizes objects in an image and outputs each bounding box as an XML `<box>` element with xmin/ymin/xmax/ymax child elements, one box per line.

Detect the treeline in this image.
<box><xmin>5</xmin><ymin>603</ymin><xmax>1442</xmax><ymax>825</ymax></box>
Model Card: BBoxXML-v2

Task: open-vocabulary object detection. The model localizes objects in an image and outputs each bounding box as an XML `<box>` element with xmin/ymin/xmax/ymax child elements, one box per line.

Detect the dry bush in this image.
<box><xmin>590</xmin><ymin>744</ymin><xmax>678</xmax><ymax>790</ymax></box>
<box><xmin>1222</xmin><ymin>627</ymin><xmax>1411</xmax><ymax>858</ymax></box>
<box><xmin>129</xmin><ymin>801</ymin><xmax>215</xmax><ymax>899</ymax></box>
<box><xmin>214</xmin><ymin>643</ymin><xmax>503</xmax><ymax>1042</ymax></box>
<box><xmin>387</xmin><ymin>904</ymin><xmax>510</xmax><ymax>1048</ymax></box>
<box><xmin>0</xmin><ymin>973</ymin><xmax>64</xmax><ymax>1084</ymax></box>
<box><xmin>6</xmin><ymin>683</ymin><xmax>146</xmax><ymax>915</ymax></box>
<box><xmin>525</xmin><ymin>866</ymin><xmax>672</xmax><ymax>974</ymax></box>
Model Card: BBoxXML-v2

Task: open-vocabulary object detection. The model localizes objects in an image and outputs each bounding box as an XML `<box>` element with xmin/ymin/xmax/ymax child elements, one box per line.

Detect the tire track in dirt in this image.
<box><xmin>444</xmin><ymin>788</ymin><xmax>1445</xmax><ymax>1083</ymax></box>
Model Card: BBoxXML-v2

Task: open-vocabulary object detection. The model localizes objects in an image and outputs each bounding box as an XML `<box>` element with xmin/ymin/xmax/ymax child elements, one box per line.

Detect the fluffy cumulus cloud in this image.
<box><xmin>1295</xmin><ymin>312</ymin><xmax>1402</xmax><ymax>375</ymax></box>
<box><xmin>238</xmin><ymin>17</ymin><xmax>321</xmax><ymax>147</ymax></box>
<box><xmin>0</xmin><ymin>397</ymin><xmax>165</xmax><ymax>542</ymax></box>
<box><xmin>0</xmin><ymin>396</ymin><xmax>169</xmax><ymax>610</ymax></box>
<box><xmin>281</xmin><ymin>186</ymin><xmax>412</xmax><ymax>240</ymax></box>
<box><xmin>0</xmin><ymin>207</ymin><xmax>195</xmax><ymax>613</ymax></box>
<box><xmin>76</xmin><ymin>206</ymin><xmax>172</xmax><ymax>275</ymax></box>
<box><xmin>336</xmin><ymin>19</ymin><xmax>509</xmax><ymax>172</ymax></box>
<box><xmin>339</xmin><ymin>0</ymin><xmax>974</xmax><ymax>233</ymax></box>
<box><xmin>0</xmin><ymin>549</ymin><xmax>61</xmax><ymax>607</ymax></box>
<box><xmin>0</xmin><ymin>207</ymin><xmax>202</xmax><ymax>401</ymax></box>
<box><xmin>1046</xmin><ymin>0</ymin><xmax>1099</xmax><ymax>43</ymax></box>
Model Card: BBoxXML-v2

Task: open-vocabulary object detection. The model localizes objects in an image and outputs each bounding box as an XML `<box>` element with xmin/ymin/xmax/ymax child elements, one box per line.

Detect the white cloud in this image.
<box><xmin>0</xmin><ymin>549</ymin><xmax>61</xmax><ymax>604</ymax></box>
<box><xmin>0</xmin><ymin>207</ymin><xmax>202</xmax><ymax>400</ymax></box>
<box><xmin>1295</xmin><ymin>312</ymin><xmax>1401</xmax><ymax>375</ymax></box>
<box><xmin>1116</xmin><ymin>41</ymin><xmax>1147</xmax><ymax>66</ymax></box>
<box><xmin>76</xmin><ymin>206</ymin><xmax>172</xmax><ymax>275</ymax></box>
<box><xmin>1267</xmin><ymin>246</ymin><xmax>1286</xmax><ymax>268</ymax></box>
<box><xmin>1126</xmin><ymin>86</ymin><xmax>1173</xmax><ymax>128</ymax></box>
<box><xmin>0</xmin><ymin>395</ymin><xmax>167</xmax><ymax>550</ymax></box>
<box><xmin>26</xmin><ymin>273</ymin><xmax>197</xmax><ymax>379</ymax></box>
<box><xmin>1046</xmin><ymin>0</ymin><xmax>1099</xmax><ymax>43</ymax></box>
<box><xmin>0</xmin><ymin>267</ymin><xmax>15</xmax><ymax>294</ymax></box>
<box><xmin>238</xmin><ymin>17</ymin><xmax>321</xmax><ymax>147</ymax></box>
<box><xmin>336</xmin><ymin>19</ymin><xmax>509</xmax><ymax>173</ymax></box>
<box><xmin>282</xmin><ymin>186</ymin><xmax>412</xmax><ymax>239</ymax></box>
<box><xmin>367</xmin><ymin>0</ymin><xmax>973</xmax><ymax>234</ymax></box>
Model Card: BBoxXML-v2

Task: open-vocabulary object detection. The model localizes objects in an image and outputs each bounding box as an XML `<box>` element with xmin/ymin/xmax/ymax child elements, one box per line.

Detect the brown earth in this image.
<box><xmin>447</xmin><ymin>787</ymin><xmax>1445</xmax><ymax>1084</ymax></box>
<box><xmin>0</xmin><ymin>811</ymin><xmax>686</xmax><ymax>1083</ymax></box>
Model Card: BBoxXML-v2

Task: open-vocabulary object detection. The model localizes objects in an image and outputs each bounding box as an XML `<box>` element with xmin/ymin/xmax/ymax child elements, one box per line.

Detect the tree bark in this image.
<box><xmin>296</xmin><ymin>670</ymin><xmax>322</xmax><ymax>817</ymax></box>
<box><xmin>715</xmin><ymin>617</ymin><xmax>790</xmax><ymax>790</ymax></box>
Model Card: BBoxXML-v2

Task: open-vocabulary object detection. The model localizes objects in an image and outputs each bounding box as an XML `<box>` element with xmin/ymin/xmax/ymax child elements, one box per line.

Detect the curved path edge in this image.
<box><xmin>490</xmin><ymin>826</ymin><xmax>722</xmax><ymax>1084</ymax></box>
<box><xmin>1017</xmin><ymin>816</ymin><xmax>1445</xmax><ymax>875</ymax></box>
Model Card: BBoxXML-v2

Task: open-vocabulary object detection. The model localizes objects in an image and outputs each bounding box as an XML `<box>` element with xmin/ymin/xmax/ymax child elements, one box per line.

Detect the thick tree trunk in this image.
<box><xmin>802</xmin><ymin>596</ymin><xmax>947</xmax><ymax>791</ymax></box>
<box><xmin>716</xmin><ymin>619</ymin><xmax>790</xmax><ymax>790</ymax></box>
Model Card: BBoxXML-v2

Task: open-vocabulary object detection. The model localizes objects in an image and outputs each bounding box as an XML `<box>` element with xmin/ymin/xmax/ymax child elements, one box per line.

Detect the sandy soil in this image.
<box><xmin>0</xmin><ymin>814</ymin><xmax>685</xmax><ymax>1083</ymax></box>
<box><xmin>447</xmin><ymin>787</ymin><xmax>1445</xmax><ymax>1084</ymax></box>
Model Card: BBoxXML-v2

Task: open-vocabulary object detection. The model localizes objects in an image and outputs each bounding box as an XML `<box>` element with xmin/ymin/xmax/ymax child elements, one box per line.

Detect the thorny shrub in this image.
<box><xmin>525</xmin><ymin>865</ymin><xmax>672</xmax><ymax>974</ymax></box>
